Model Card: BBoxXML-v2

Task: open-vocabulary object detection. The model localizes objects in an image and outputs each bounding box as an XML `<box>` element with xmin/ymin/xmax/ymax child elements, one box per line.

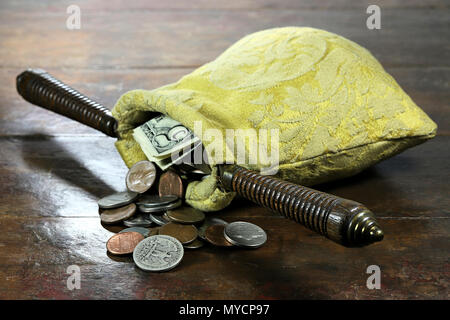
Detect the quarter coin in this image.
<box><xmin>198</xmin><ymin>217</ymin><xmax>228</xmax><ymax>241</ymax></box>
<box><xmin>159</xmin><ymin>222</ymin><xmax>198</xmax><ymax>245</ymax></box>
<box><xmin>133</xmin><ymin>235</ymin><xmax>184</xmax><ymax>272</ymax></box>
<box><xmin>158</xmin><ymin>170</ymin><xmax>184</xmax><ymax>198</ymax></box>
<box><xmin>123</xmin><ymin>213</ymin><xmax>153</xmax><ymax>228</ymax></box>
<box><xmin>204</xmin><ymin>224</ymin><xmax>233</xmax><ymax>247</ymax></box>
<box><xmin>106</xmin><ymin>231</ymin><xmax>144</xmax><ymax>255</ymax></box>
<box><xmin>100</xmin><ymin>203</ymin><xmax>137</xmax><ymax>224</ymax></box>
<box><xmin>224</xmin><ymin>221</ymin><xmax>267</xmax><ymax>248</ymax></box>
<box><xmin>119</xmin><ymin>227</ymin><xmax>150</xmax><ymax>237</ymax></box>
<box><xmin>126</xmin><ymin>160</ymin><xmax>157</xmax><ymax>193</ymax></box>
<box><xmin>98</xmin><ymin>191</ymin><xmax>138</xmax><ymax>209</ymax></box>
<box><xmin>166</xmin><ymin>207</ymin><xmax>205</xmax><ymax>225</ymax></box>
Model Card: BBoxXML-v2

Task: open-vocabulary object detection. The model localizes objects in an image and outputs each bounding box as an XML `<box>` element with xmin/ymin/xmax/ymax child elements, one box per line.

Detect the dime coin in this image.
<box><xmin>159</xmin><ymin>222</ymin><xmax>198</xmax><ymax>245</ymax></box>
<box><xmin>137</xmin><ymin>195</ymin><xmax>178</xmax><ymax>208</ymax></box>
<box><xmin>224</xmin><ymin>221</ymin><xmax>267</xmax><ymax>248</ymax></box>
<box><xmin>204</xmin><ymin>224</ymin><xmax>233</xmax><ymax>247</ymax></box>
<box><xmin>106</xmin><ymin>231</ymin><xmax>144</xmax><ymax>255</ymax></box>
<box><xmin>126</xmin><ymin>160</ymin><xmax>157</xmax><ymax>193</ymax></box>
<box><xmin>133</xmin><ymin>235</ymin><xmax>184</xmax><ymax>272</ymax></box>
<box><xmin>149</xmin><ymin>213</ymin><xmax>170</xmax><ymax>226</ymax></box>
<box><xmin>183</xmin><ymin>238</ymin><xmax>204</xmax><ymax>250</ymax></box>
<box><xmin>198</xmin><ymin>217</ymin><xmax>228</xmax><ymax>241</ymax></box>
<box><xmin>123</xmin><ymin>214</ymin><xmax>153</xmax><ymax>228</ymax></box>
<box><xmin>98</xmin><ymin>191</ymin><xmax>138</xmax><ymax>209</ymax></box>
<box><xmin>166</xmin><ymin>207</ymin><xmax>205</xmax><ymax>225</ymax></box>
<box><xmin>100</xmin><ymin>203</ymin><xmax>137</xmax><ymax>224</ymax></box>
<box><xmin>158</xmin><ymin>170</ymin><xmax>184</xmax><ymax>198</ymax></box>
<box><xmin>138</xmin><ymin>199</ymin><xmax>182</xmax><ymax>213</ymax></box>
<box><xmin>119</xmin><ymin>227</ymin><xmax>150</xmax><ymax>237</ymax></box>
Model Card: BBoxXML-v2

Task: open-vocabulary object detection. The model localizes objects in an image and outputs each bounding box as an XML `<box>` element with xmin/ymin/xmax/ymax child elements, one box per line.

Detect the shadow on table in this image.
<box><xmin>20</xmin><ymin>134</ymin><xmax>117</xmax><ymax>199</ymax></box>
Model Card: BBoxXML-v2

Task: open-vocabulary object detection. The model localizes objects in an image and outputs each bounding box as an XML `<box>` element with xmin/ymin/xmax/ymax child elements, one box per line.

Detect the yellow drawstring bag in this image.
<box><xmin>112</xmin><ymin>27</ymin><xmax>437</xmax><ymax>212</ymax></box>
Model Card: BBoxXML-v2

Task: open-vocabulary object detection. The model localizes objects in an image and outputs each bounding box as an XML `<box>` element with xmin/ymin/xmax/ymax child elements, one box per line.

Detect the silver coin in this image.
<box><xmin>123</xmin><ymin>214</ymin><xmax>154</xmax><ymax>228</ymax></box>
<box><xmin>149</xmin><ymin>213</ymin><xmax>170</xmax><ymax>226</ymax></box>
<box><xmin>137</xmin><ymin>195</ymin><xmax>179</xmax><ymax>208</ymax></box>
<box><xmin>119</xmin><ymin>227</ymin><xmax>150</xmax><ymax>237</ymax></box>
<box><xmin>125</xmin><ymin>160</ymin><xmax>157</xmax><ymax>194</ymax></box>
<box><xmin>98</xmin><ymin>191</ymin><xmax>138</xmax><ymax>209</ymax></box>
<box><xmin>138</xmin><ymin>199</ymin><xmax>182</xmax><ymax>213</ymax></box>
<box><xmin>198</xmin><ymin>217</ymin><xmax>228</xmax><ymax>241</ymax></box>
<box><xmin>133</xmin><ymin>235</ymin><xmax>184</xmax><ymax>272</ymax></box>
<box><xmin>224</xmin><ymin>221</ymin><xmax>267</xmax><ymax>248</ymax></box>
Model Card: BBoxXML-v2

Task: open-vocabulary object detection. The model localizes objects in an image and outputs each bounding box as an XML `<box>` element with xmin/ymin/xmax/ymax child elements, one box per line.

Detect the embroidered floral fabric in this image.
<box><xmin>112</xmin><ymin>27</ymin><xmax>437</xmax><ymax>212</ymax></box>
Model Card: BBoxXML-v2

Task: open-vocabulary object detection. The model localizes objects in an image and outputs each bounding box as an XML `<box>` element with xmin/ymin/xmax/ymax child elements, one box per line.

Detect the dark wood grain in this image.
<box><xmin>0</xmin><ymin>9</ymin><xmax>448</xmax><ymax>69</ymax></box>
<box><xmin>0</xmin><ymin>216</ymin><xmax>447</xmax><ymax>299</ymax></box>
<box><xmin>0</xmin><ymin>0</ymin><xmax>448</xmax><ymax>300</ymax></box>
<box><xmin>0</xmin><ymin>0</ymin><xmax>448</xmax><ymax>13</ymax></box>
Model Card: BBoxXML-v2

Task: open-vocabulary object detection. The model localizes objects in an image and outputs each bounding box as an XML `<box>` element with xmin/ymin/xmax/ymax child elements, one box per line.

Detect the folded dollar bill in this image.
<box><xmin>133</xmin><ymin>114</ymin><xmax>200</xmax><ymax>170</ymax></box>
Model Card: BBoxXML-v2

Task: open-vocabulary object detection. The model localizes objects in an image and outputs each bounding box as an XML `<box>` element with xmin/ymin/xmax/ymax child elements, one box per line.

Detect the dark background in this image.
<box><xmin>0</xmin><ymin>0</ymin><xmax>448</xmax><ymax>299</ymax></box>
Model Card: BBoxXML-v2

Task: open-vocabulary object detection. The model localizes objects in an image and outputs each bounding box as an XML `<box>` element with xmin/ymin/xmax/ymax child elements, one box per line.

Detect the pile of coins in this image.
<box><xmin>99</xmin><ymin>160</ymin><xmax>267</xmax><ymax>272</ymax></box>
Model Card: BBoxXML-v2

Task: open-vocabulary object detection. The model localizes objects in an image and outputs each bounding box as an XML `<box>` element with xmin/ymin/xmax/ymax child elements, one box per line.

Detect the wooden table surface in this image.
<box><xmin>0</xmin><ymin>0</ymin><xmax>448</xmax><ymax>299</ymax></box>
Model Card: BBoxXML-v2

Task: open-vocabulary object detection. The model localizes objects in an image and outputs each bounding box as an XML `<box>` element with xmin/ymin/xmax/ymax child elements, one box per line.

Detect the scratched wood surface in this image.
<box><xmin>0</xmin><ymin>0</ymin><xmax>448</xmax><ymax>299</ymax></box>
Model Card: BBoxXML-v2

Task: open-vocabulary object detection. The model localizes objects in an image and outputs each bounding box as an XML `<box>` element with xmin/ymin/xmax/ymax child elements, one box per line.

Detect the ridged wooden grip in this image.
<box><xmin>221</xmin><ymin>165</ymin><xmax>384</xmax><ymax>246</ymax></box>
<box><xmin>16</xmin><ymin>69</ymin><xmax>118</xmax><ymax>137</ymax></box>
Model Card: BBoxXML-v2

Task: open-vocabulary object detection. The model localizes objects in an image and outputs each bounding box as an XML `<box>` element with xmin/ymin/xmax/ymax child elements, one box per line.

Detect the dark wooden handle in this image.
<box><xmin>221</xmin><ymin>165</ymin><xmax>383</xmax><ymax>246</ymax></box>
<box><xmin>16</xmin><ymin>69</ymin><xmax>118</xmax><ymax>137</ymax></box>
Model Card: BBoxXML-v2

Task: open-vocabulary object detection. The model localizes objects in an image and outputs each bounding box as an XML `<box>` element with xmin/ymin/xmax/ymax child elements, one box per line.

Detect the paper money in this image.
<box><xmin>133</xmin><ymin>114</ymin><xmax>199</xmax><ymax>160</ymax></box>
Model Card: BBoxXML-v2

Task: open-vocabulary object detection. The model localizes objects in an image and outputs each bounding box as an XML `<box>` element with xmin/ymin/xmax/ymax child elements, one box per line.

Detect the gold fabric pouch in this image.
<box><xmin>112</xmin><ymin>27</ymin><xmax>437</xmax><ymax>211</ymax></box>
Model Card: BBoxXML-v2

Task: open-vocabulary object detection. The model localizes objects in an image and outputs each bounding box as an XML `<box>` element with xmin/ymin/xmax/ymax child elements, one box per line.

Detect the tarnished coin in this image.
<box><xmin>119</xmin><ymin>227</ymin><xmax>150</xmax><ymax>237</ymax></box>
<box><xmin>166</xmin><ymin>207</ymin><xmax>205</xmax><ymax>225</ymax></box>
<box><xmin>159</xmin><ymin>222</ymin><xmax>198</xmax><ymax>245</ymax></box>
<box><xmin>106</xmin><ymin>231</ymin><xmax>144</xmax><ymax>255</ymax></box>
<box><xmin>137</xmin><ymin>195</ymin><xmax>178</xmax><ymax>207</ymax></box>
<box><xmin>126</xmin><ymin>160</ymin><xmax>157</xmax><ymax>193</ymax></box>
<box><xmin>133</xmin><ymin>235</ymin><xmax>184</xmax><ymax>272</ymax></box>
<box><xmin>159</xmin><ymin>170</ymin><xmax>184</xmax><ymax>198</ymax></box>
<box><xmin>98</xmin><ymin>191</ymin><xmax>138</xmax><ymax>209</ymax></box>
<box><xmin>148</xmin><ymin>227</ymin><xmax>160</xmax><ymax>236</ymax></box>
<box><xmin>205</xmin><ymin>224</ymin><xmax>233</xmax><ymax>247</ymax></box>
<box><xmin>123</xmin><ymin>214</ymin><xmax>153</xmax><ymax>228</ymax></box>
<box><xmin>138</xmin><ymin>199</ymin><xmax>182</xmax><ymax>213</ymax></box>
<box><xmin>198</xmin><ymin>217</ymin><xmax>228</xmax><ymax>241</ymax></box>
<box><xmin>183</xmin><ymin>238</ymin><xmax>204</xmax><ymax>250</ymax></box>
<box><xmin>149</xmin><ymin>213</ymin><xmax>170</xmax><ymax>226</ymax></box>
<box><xmin>224</xmin><ymin>221</ymin><xmax>267</xmax><ymax>248</ymax></box>
<box><xmin>100</xmin><ymin>203</ymin><xmax>137</xmax><ymax>225</ymax></box>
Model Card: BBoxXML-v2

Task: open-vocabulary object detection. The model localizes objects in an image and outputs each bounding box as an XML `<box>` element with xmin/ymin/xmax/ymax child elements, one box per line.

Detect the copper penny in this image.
<box><xmin>126</xmin><ymin>160</ymin><xmax>157</xmax><ymax>193</ymax></box>
<box><xmin>106</xmin><ymin>231</ymin><xmax>144</xmax><ymax>255</ymax></box>
<box><xmin>158</xmin><ymin>170</ymin><xmax>184</xmax><ymax>198</ymax></box>
<box><xmin>166</xmin><ymin>206</ymin><xmax>205</xmax><ymax>224</ymax></box>
<box><xmin>100</xmin><ymin>203</ymin><xmax>136</xmax><ymax>225</ymax></box>
<box><xmin>159</xmin><ymin>222</ymin><xmax>198</xmax><ymax>244</ymax></box>
<box><xmin>204</xmin><ymin>224</ymin><xmax>233</xmax><ymax>247</ymax></box>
